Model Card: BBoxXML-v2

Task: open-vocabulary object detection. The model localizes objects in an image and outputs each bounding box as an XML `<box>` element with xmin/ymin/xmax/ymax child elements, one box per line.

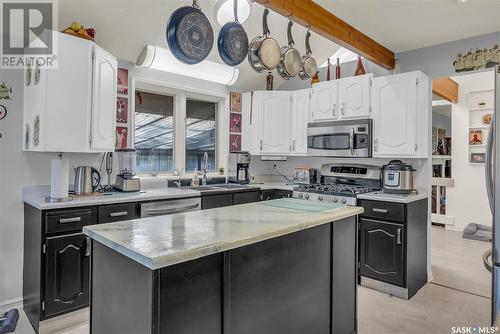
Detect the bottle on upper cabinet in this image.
<box><xmin>326</xmin><ymin>58</ymin><xmax>331</xmax><ymax>81</ymax></box>
<box><xmin>335</xmin><ymin>57</ymin><xmax>341</xmax><ymax>79</ymax></box>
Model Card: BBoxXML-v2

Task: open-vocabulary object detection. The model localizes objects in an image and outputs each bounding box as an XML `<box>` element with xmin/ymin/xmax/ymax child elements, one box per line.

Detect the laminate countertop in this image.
<box><xmin>83</xmin><ymin>198</ymin><xmax>363</xmax><ymax>270</ymax></box>
<box><xmin>357</xmin><ymin>189</ymin><xmax>428</xmax><ymax>204</ymax></box>
<box><xmin>22</xmin><ymin>183</ymin><xmax>296</xmax><ymax>210</ymax></box>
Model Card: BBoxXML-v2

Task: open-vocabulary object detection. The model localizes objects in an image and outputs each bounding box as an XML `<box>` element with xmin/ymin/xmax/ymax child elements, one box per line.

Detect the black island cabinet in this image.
<box><xmin>89</xmin><ymin>217</ymin><xmax>358</xmax><ymax>334</ymax></box>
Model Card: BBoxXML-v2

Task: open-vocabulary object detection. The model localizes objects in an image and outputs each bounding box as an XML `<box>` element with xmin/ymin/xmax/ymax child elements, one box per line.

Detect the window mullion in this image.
<box><xmin>174</xmin><ymin>93</ymin><xmax>187</xmax><ymax>172</ymax></box>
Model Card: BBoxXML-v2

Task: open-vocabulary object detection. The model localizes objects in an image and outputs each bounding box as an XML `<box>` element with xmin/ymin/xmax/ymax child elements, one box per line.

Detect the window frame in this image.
<box><xmin>132</xmin><ymin>78</ymin><xmax>228</xmax><ymax>178</ymax></box>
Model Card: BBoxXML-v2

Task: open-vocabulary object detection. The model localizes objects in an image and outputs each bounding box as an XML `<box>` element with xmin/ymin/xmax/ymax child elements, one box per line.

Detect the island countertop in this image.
<box><xmin>83</xmin><ymin>198</ymin><xmax>363</xmax><ymax>270</ymax></box>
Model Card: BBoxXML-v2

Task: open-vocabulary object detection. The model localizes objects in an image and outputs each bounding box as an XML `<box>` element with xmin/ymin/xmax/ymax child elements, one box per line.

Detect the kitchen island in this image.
<box><xmin>83</xmin><ymin>198</ymin><xmax>363</xmax><ymax>334</ymax></box>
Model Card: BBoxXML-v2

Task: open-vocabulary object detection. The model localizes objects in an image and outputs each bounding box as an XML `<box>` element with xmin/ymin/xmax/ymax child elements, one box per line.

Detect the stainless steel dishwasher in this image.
<box><xmin>140</xmin><ymin>197</ymin><xmax>201</xmax><ymax>218</ymax></box>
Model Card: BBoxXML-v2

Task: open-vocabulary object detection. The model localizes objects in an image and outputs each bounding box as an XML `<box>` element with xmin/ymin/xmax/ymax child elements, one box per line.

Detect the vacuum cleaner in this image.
<box><xmin>0</xmin><ymin>309</ymin><xmax>19</xmax><ymax>333</ymax></box>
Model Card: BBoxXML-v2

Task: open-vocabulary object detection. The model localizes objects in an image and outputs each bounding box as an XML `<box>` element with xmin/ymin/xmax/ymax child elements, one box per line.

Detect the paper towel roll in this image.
<box><xmin>50</xmin><ymin>158</ymin><xmax>69</xmax><ymax>199</ymax></box>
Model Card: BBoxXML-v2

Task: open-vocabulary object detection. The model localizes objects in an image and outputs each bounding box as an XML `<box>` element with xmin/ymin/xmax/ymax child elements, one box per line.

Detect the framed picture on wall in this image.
<box><xmin>116</xmin><ymin>127</ymin><xmax>128</xmax><ymax>149</ymax></box>
<box><xmin>470</xmin><ymin>152</ymin><xmax>486</xmax><ymax>164</ymax></box>
<box><xmin>116</xmin><ymin>97</ymin><xmax>128</xmax><ymax>123</ymax></box>
<box><xmin>469</xmin><ymin>129</ymin><xmax>483</xmax><ymax>145</ymax></box>
<box><xmin>230</xmin><ymin>92</ymin><xmax>242</xmax><ymax>113</ymax></box>
<box><xmin>230</xmin><ymin>113</ymin><xmax>242</xmax><ymax>133</ymax></box>
<box><xmin>230</xmin><ymin>134</ymin><xmax>241</xmax><ymax>152</ymax></box>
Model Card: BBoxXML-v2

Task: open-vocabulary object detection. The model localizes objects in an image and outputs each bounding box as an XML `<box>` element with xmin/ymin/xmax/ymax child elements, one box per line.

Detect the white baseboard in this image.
<box><xmin>427</xmin><ymin>270</ymin><xmax>434</xmax><ymax>282</ymax></box>
<box><xmin>0</xmin><ymin>297</ymin><xmax>23</xmax><ymax>311</ymax></box>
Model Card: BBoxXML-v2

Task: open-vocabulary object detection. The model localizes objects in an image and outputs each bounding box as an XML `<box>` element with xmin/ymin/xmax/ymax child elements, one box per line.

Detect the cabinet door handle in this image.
<box><xmin>109</xmin><ymin>211</ymin><xmax>128</xmax><ymax>218</ymax></box>
<box><xmin>372</xmin><ymin>208</ymin><xmax>388</xmax><ymax>214</ymax></box>
<box><xmin>340</xmin><ymin>102</ymin><xmax>345</xmax><ymax>116</ymax></box>
<box><xmin>374</xmin><ymin>138</ymin><xmax>378</xmax><ymax>152</ymax></box>
<box><xmin>59</xmin><ymin>217</ymin><xmax>82</xmax><ymax>224</ymax></box>
<box><xmin>396</xmin><ymin>228</ymin><xmax>402</xmax><ymax>245</ymax></box>
<box><xmin>332</xmin><ymin>104</ymin><xmax>336</xmax><ymax>116</ymax></box>
<box><xmin>260</xmin><ymin>140</ymin><xmax>263</xmax><ymax>151</ymax></box>
<box><xmin>292</xmin><ymin>140</ymin><xmax>296</xmax><ymax>151</ymax></box>
<box><xmin>85</xmin><ymin>237</ymin><xmax>91</xmax><ymax>257</ymax></box>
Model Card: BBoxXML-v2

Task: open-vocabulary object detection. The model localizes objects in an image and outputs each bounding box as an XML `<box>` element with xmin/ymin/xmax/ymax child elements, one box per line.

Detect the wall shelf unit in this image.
<box><xmin>468</xmin><ymin>90</ymin><xmax>493</xmax><ymax>164</ymax></box>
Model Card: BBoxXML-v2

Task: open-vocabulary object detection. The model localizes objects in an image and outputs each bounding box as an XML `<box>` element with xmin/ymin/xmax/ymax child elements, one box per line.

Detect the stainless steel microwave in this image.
<box><xmin>307</xmin><ymin>119</ymin><xmax>373</xmax><ymax>157</ymax></box>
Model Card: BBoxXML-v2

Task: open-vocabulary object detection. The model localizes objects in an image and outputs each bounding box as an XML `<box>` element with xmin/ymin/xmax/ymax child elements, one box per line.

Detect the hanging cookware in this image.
<box><xmin>248</xmin><ymin>8</ymin><xmax>280</xmax><ymax>72</ymax></box>
<box><xmin>299</xmin><ymin>31</ymin><xmax>318</xmax><ymax>80</ymax></box>
<box><xmin>218</xmin><ymin>0</ymin><xmax>249</xmax><ymax>66</ymax></box>
<box><xmin>277</xmin><ymin>21</ymin><xmax>302</xmax><ymax>79</ymax></box>
<box><xmin>166</xmin><ymin>0</ymin><xmax>214</xmax><ymax>65</ymax></box>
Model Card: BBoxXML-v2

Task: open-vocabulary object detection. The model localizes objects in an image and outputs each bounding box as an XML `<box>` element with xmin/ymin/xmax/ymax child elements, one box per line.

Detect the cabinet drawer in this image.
<box><xmin>233</xmin><ymin>191</ymin><xmax>261</xmax><ymax>205</ymax></box>
<box><xmin>469</xmin><ymin>91</ymin><xmax>494</xmax><ymax>110</ymax></box>
<box><xmin>45</xmin><ymin>208</ymin><xmax>96</xmax><ymax>234</ymax></box>
<box><xmin>359</xmin><ymin>200</ymin><xmax>405</xmax><ymax>223</ymax></box>
<box><xmin>98</xmin><ymin>203</ymin><xmax>138</xmax><ymax>223</ymax></box>
<box><xmin>202</xmin><ymin>194</ymin><xmax>232</xmax><ymax>210</ymax></box>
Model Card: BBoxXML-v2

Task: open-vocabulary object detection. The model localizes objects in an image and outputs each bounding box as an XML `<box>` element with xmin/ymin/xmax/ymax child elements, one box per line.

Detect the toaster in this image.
<box><xmin>292</xmin><ymin>168</ymin><xmax>318</xmax><ymax>185</ymax></box>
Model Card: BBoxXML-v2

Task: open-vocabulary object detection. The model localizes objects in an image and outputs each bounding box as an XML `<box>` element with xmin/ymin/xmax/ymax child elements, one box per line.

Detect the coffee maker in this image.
<box><xmin>228</xmin><ymin>152</ymin><xmax>251</xmax><ymax>184</ymax></box>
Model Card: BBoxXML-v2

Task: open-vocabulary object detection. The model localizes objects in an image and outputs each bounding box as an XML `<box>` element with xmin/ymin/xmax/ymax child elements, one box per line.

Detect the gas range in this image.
<box><xmin>292</xmin><ymin>164</ymin><xmax>381</xmax><ymax>206</ymax></box>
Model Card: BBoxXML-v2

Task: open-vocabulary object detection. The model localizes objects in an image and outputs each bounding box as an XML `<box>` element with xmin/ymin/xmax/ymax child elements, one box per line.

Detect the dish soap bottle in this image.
<box><xmin>191</xmin><ymin>169</ymin><xmax>200</xmax><ymax>186</ymax></box>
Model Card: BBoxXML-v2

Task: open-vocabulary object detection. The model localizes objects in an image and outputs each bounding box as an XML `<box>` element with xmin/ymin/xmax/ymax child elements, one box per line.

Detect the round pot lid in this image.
<box><xmin>383</xmin><ymin>160</ymin><xmax>414</xmax><ymax>171</ymax></box>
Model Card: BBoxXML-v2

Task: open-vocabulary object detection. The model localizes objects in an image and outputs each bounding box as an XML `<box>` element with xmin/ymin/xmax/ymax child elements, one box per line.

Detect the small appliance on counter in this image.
<box><xmin>292</xmin><ymin>167</ymin><xmax>318</xmax><ymax>185</ymax></box>
<box><xmin>114</xmin><ymin>149</ymin><xmax>141</xmax><ymax>192</ymax></box>
<box><xmin>381</xmin><ymin>160</ymin><xmax>415</xmax><ymax>194</ymax></box>
<box><xmin>228</xmin><ymin>151</ymin><xmax>251</xmax><ymax>184</ymax></box>
<box><xmin>74</xmin><ymin>166</ymin><xmax>101</xmax><ymax>195</ymax></box>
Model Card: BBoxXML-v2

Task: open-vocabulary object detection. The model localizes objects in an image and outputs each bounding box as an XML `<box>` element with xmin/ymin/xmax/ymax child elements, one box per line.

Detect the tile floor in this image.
<box><xmin>5</xmin><ymin>227</ymin><xmax>493</xmax><ymax>334</ymax></box>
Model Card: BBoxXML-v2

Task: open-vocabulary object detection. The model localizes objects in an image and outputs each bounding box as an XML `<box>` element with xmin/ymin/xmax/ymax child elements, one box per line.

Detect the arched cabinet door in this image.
<box><xmin>44</xmin><ymin>233</ymin><xmax>90</xmax><ymax>317</ymax></box>
<box><xmin>359</xmin><ymin>218</ymin><xmax>405</xmax><ymax>286</ymax></box>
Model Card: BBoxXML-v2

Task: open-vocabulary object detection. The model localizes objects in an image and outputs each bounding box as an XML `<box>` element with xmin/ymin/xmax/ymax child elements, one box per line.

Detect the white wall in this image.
<box><xmin>0</xmin><ymin>61</ymin><xmax>229</xmax><ymax>305</ymax></box>
<box><xmin>446</xmin><ymin>70</ymin><xmax>495</xmax><ymax>231</ymax></box>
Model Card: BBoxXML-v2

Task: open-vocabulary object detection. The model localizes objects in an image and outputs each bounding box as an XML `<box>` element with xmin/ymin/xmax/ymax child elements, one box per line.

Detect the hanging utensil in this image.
<box><xmin>166</xmin><ymin>0</ymin><xmax>214</xmax><ymax>65</ymax></box>
<box><xmin>277</xmin><ymin>21</ymin><xmax>301</xmax><ymax>79</ymax></box>
<box><xmin>248</xmin><ymin>8</ymin><xmax>280</xmax><ymax>72</ymax></box>
<box><xmin>218</xmin><ymin>0</ymin><xmax>249</xmax><ymax>66</ymax></box>
<box><xmin>299</xmin><ymin>30</ymin><xmax>318</xmax><ymax>80</ymax></box>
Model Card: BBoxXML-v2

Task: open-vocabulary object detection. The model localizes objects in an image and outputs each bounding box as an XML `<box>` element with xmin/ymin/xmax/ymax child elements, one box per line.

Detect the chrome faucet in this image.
<box><xmin>174</xmin><ymin>168</ymin><xmax>184</xmax><ymax>188</ymax></box>
<box><xmin>202</xmin><ymin>152</ymin><xmax>208</xmax><ymax>186</ymax></box>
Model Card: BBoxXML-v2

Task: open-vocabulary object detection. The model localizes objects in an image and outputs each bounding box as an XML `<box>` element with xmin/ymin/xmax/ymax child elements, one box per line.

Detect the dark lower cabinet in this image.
<box><xmin>359</xmin><ymin>218</ymin><xmax>404</xmax><ymax>286</ymax></box>
<box><xmin>202</xmin><ymin>194</ymin><xmax>233</xmax><ymax>210</ymax></box>
<box><xmin>358</xmin><ymin>198</ymin><xmax>428</xmax><ymax>299</ymax></box>
<box><xmin>44</xmin><ymin>233</ymin><xmax>90</xmax><ymax>317</ymax></box>
<box><xmin>233</xmin><ymin>190</ymin><xmax>260</xmax><ymax>205</ymax></box>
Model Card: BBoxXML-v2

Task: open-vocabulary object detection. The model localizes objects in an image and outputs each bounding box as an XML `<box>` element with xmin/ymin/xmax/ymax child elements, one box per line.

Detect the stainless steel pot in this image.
<box><xmin>381</xmin><ymin>160</ymin><xmax>414</xmax><ymax>194</ymax></box>
<box><xmin>277</xmin><ymin>21</ymin><xmax>301</xmax><ymax>79</ymax></box>
<box><xmin>247</xmin><ymin>8</ymin><xmax>280</xmax><ymax>72</ymax></box>
<box><xmin>298</xmin><ymin>31</ymin><xmax>318</xmax><ymax>80</ymax></box>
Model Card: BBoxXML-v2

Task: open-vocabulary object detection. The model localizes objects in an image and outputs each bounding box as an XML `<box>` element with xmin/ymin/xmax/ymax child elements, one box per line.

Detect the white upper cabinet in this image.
<box><xmin>311</xmin><ymin>74</ymin><xmax>372</xmax><ymax>121</ymax></box>
<box><xmin>338</xmin><ymin>74</ymin><xmax>372</xmax><ymax>119</ymax></box>
<box><xmin>258</xmin><ymin>91</ymin><xmax>291</xmax><ymax>155</ymax></box>
<box><xmin>311</xmin><ymin>80</ymin><xmax>338</xmax><ymax>121</ymax></box>
<box><xmin>90</xmin><ymin>47</ymin><xmax>118</xmax><ymax>152</ymax></box>
<box><xmin>372</xmin><ymin>71</ymin><xmax>429</xmax><ymax>158</ymax></box>
<box><xmin>23</xmin><ymin>32</ymin><xmax>117</xmax><ymax>153</ymax></box>
<box><xmin>290</xmin><ymin>89</ymin><xmax>310</xmax><ymax>155</ymax></box>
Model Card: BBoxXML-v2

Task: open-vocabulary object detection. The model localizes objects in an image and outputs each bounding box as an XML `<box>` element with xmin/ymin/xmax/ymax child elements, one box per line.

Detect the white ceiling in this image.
<box><xmin>315</xmin><ymin>0</ymin><xmax>500</xmax><ymax>53</ymax></box>
<box><xmin>58</xmin><ymin>0</ymin><xmax>339</xmax><ymax>92</ymax></box>
<box><xmin>59</xmin><ymin>1</ymin><xmax>500</xmax><ymax>91</ymax></box>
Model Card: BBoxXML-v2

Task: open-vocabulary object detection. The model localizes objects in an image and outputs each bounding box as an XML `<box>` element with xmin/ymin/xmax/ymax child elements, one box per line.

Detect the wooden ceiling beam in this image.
<box><xmin>254</xmin><ymin>0</ymin><xmax>395</xmax><ymax>70</ymax></box>
<box><xmin>432</xmin><ymin>78</ymin><xmax>458</xmax><ymax>104</ymax></box>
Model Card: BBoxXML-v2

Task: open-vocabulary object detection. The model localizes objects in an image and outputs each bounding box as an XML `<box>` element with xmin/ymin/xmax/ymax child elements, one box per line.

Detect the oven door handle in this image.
<box><xmin>349</xmin><ymin>128</ymin><xmax>355</xmax><ymax>155</ymax></box>
<box><xmin>142</xmin><ymin>203</ymin><xmax>200</xmax><ymax>216</ymax></box>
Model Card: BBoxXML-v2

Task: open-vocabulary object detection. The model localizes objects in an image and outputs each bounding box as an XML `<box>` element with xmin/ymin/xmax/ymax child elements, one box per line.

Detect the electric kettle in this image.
<box><xmin>74</xmin><ymin>166</ymin><xmax>101</xmax><ymax>195</ymax></box>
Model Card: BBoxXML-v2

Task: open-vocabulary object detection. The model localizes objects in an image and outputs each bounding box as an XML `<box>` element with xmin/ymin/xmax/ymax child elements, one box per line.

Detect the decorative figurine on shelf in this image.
<box><xmin>311</xmin><ymin>72</ymin><xmax>320</xmax><ymax>85</ymax></box>
<box><xmin>335</xmin><ymin>57</ymin><xmax>341</xmax><ymax>79</ymax></box>
<box><xmin>326</xmin><ymin>58</ymin><xmax>331</xmax><ymax>81</ymax></box>
<box><xmin>354</xmin><ymin>56</ymin><xmax>365</xmax><ymax>76</ymax></box>
<box><xmin>0</xmin><ymin>82</ymin><xmax>12</xmax><ymax>100</ymax></box>
<box><xmin>266</xmin><ymin>72</ymin><xmax>273</xmax><ymax>90</ymax></box>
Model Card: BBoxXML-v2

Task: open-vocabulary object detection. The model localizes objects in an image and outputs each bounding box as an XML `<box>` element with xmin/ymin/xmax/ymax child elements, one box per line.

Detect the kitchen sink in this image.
<box><xmin>183</xmin><ymin>186</ymin><xmax>219</xmax><ymax>191</ymax></box>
